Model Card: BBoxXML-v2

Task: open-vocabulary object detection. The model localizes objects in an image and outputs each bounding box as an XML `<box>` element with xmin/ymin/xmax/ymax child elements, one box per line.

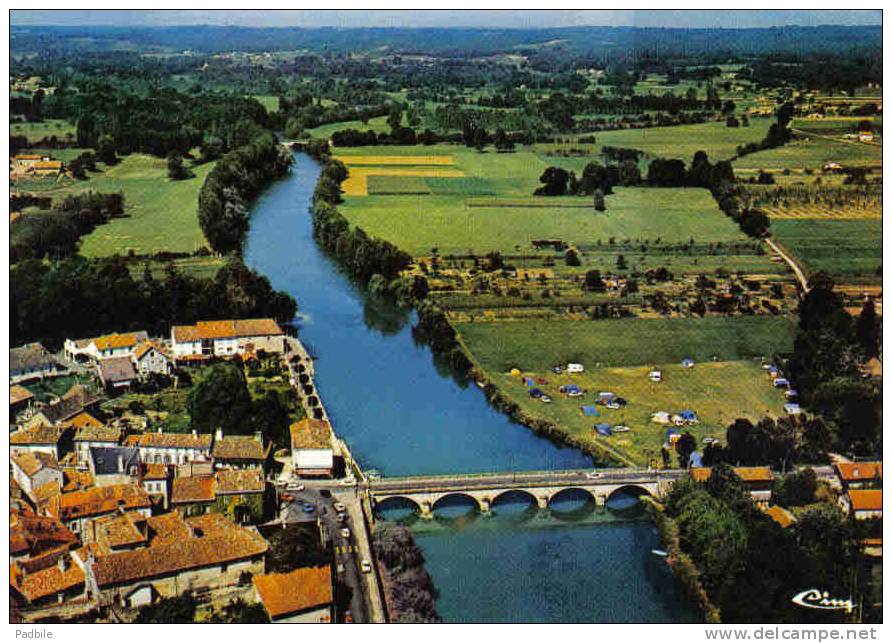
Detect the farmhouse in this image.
<box><xmin>133</xmin><ymin>341</ymin><xmax>173</xmax><ymax>376</ymax></box>
<box><xmin>64</xmin><ymin>330</ymin><xmax>149</xmax><ymax>363</ymax></box>
<box><xmin>12</xmin><ymin>451</ymin><xmax>64</xmax><ymax>501</ymax></box>
<box><xmin>252</xmin><ymin>566</ymin><xmax>334</xmax><ymax>623</ymax></box>
<box><xmin>840</xmin><ymin>489</ymin><xmax>883</xmax><ymax>521</ymax></box>
<box><xmin>10</xmin><ymin>342</ymin><xmax>60</xmax><ymax>383</ymax></box>
<box><xmin>30</xmin><ymin>159</ymin><xmax>64</xmax><ymax>176</ymax></box>
<box><xmin>11</xmin><ymin>153</ymin><xmax>52</xmax><ymax>171</ymax></box>
<box><xmin>171</xmin><ymin>318</ymin><xmax>286</xmax><ymax>360</ymax></box>
<box><xmin>290</xmin><ymin>419</ymin><xmax>334</xmax><ymax>477</ymax></box>
<box><xmin>125</xmin><ymin>429</ymin><xmax>213</xmax><ymax>465</ymax></box>
<box><xmin>835</xmin><ymin>461</ymin><xmax>882</xmax><ymax>490</ymax></box>
<box><xmin>691</xmin><ymin>466</ymin><xmax>774</xmax><ymax>503</ymax></box>
<box><xmin>82</xmin><ymin>511</ymin><xmax>268</xmax><ymax>609</ymax></box>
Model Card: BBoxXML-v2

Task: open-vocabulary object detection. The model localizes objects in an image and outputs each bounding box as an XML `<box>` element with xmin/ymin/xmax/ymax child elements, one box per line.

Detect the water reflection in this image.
<box><xmin>432</xmin><ymin>494</ymin><xmax>480</xmax><ymax>529</ymax></box>
<box><xmin>605</xmin><ymin>488</ymin><xmax>648</xmax><ymax>519</ymax></box>
<box><xmin>362</xmin><ymin>293</ymin><xmax>412</xmax><ymax>336</ymax></box>
<box><xmin>548</xmin><ymin>488</ymin><xmax>598</xmax><ymax>522</ymax></box>
<box><xmin>490</xmin><ymin>490</ymin><xmax>538</xmax><ymax>524</ymax></box>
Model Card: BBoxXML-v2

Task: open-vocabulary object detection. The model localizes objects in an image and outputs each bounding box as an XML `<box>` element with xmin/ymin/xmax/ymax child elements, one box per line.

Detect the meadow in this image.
<box><xmin>335</xmin><ymin>146</ymin><xmax>749</xmax><ymax>255</ymax></box>
<box><xmin>771</xmin><ymin>219</ymin><xmax>882</xmax><ymax>279</ymax></box>
<box><xmin>306</xmin><ymin>115</ymin><xmax>391</xmax><ymax>139</ymax></box>
<box><xmin>457</xmin><ymin>316</ymin><xmax>794</xmax><ymax>466</ymax></box>
<box><xmin>16</xmin><ymin>153</ymin><xmax>215</xmax><ymax>256</ymax></box>
<box><xmin>454</xmin><ymin>316</ymin><xmax>796</xmax><ymax>372</ymax></box>
<box><xmin>11</xmin><ymin>118</ymin><xmax>75</xmax><ymax>142</ymax></box>
<box><xmin>734</xmin><ymin>135</ymin><xmax>882</xmax><ymax>171</ymax></box>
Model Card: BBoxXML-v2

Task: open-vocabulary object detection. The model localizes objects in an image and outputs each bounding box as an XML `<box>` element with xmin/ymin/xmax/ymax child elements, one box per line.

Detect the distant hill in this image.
<box><xmin>10</xmin><ymin>24</ymin><xmax>882</xmax><ymax>58</ymax></box>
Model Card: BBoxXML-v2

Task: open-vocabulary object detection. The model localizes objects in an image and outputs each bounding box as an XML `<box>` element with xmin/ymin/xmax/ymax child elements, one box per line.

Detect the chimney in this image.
<box><xmin>58</xmin><ymin>556</ymin><xmax>71</xmax><ymax>572</ymax></box>
<box><xmin>117</xmin><ymin>456</ymin><xmax>124</xmax><ymax>473</ymax></box>
<box><xmin>254</xmin><ymin>431</ymin><xmax>262</xmax><ymax>443</ymax></box>
<box><xmin>215</xmin><ymin>428</ymin><xmax>223</xmax><ymax>442</ymax></box>
<box><xmin>191</xmin><ymin>429</ymin><xmax>197</xmax><ymax>437</ymax></box>
<box><xmin>157</xmin><ymin>426</ymin><xmax>163</xmax><ymax>434</ymax></box>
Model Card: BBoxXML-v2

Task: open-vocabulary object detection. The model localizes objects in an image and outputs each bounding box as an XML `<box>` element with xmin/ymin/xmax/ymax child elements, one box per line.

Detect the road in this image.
<box><xmin>765</xmin><ymin>237</ymin><xmax>809</xmax><ymax>294</ymax></box>
<box><xmin>276</xmin><ymin>482</ymin><xmax>371</xmax><ymax>623</ymax></box>
<box><xmin>369</xmin><ymin>468</ymin><xmax>686</xmax><ymax>495</ymax></box>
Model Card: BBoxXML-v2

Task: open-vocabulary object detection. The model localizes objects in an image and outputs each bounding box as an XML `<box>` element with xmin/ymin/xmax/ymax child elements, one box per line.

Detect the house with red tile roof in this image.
<box><xmin>835</xmin><ymin>462</ymin><xmax>882</xmax><ymax>490</ymax></box>
<box><xmin>253</xmin><ymin>566</ymin><xmax>334</xmax><ymax>623</ymax></box>
<box><xmin>171</xmin><ymin>318</ymin><xmax>285</xmax><ymax>360</ymax></box>
<box><xmin>64</xmin><ymin>330</ymin><xmax>148</xmax><ymax>363</ymax></box>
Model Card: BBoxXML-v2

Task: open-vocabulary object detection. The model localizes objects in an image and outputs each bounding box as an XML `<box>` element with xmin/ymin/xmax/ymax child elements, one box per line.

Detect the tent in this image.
<box><xmin>679</xmin><ymin>410</ymin><xmax>698</xmax><ymax>422</ymax></box>
<box><xmin>581</xmin><ymin>405</ymin><xmax>600</xmax><ymax>417</ymax></box>
<box><xmin>773</xmin><ymin>378</ymin><xmax>790</xmax><ymax>388</ymax></box>
<box><xmin>785</xmin><ymin>389</ymin><xmax>798</xmax><ymax>400</ymax></box>
<box><xmin>594</xmin><ymin>423</ymin><xmax>613</xmax><ymax>436</ymax></box>
<box><xmin>510</xmin><ymin>368</ymin><xmax>521</xmax><ymax>377</ymax></box>
<box><xmin>529</xmin><ymin>388</ymin><xmax>544</xmax><ymax>398</ymax></box>
<box><xmin>648</xmin><ymin>370</ymin><xmax>662</xmax><ymax>382</ymax></box>
<box><xmin>651</xmin><ymin>411</ymin><xmax>671</xmax><ymax>424</ymax></box>
<box><xmin>523</xmin><ymin>377</ymin><xmax>535</xmax><ymax>387</ymax></box>
<box><xmin>598</xmin><ymin>391</ymin><xmax>616</xmax><ymax>402</ymax></box>
<box><xmin>784</xmin><ymin>403</ymin><xmax>802</xmax><ymax>415</ymax></box>
<box><xmin>681</xmin><ymin>358</ymin><xmax>695</xmax><ymax>368</ymax></box>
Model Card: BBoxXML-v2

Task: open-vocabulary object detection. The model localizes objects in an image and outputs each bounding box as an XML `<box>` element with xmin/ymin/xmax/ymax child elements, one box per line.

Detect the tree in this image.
<box><xmin>167</xmin><ymin>154</ymin><xmax>191</xmax><ymax>180</ymax></box>
<box><xmin>618</xmin><ymin>159</ymin><xmax>641</xmax><ymax>186</ymax></box>
<box><xmin>675</xmin><ymin>431</ymin><xmax>697</xmax><ymax>468</ymax></box>
<box><xmin>855</xmin><ymin>298</ymin><xmax>880</xmax><ymax>358</ymax></box>
<box><xmin>583</xmin><ymin>269</ymin><xmax>605</xmax><ymax>292</ymax></box>
<box><xmin>771</xmin><ymin>468</ymin><xmax>818</xmax><ymax>508</ymax></box>
<box><xmin>493</xmin><ymin>128</ymin><xmax>514</xmax><ymax>152</ymax></box>
<box><xmin>188</xmin><ymin>362</ymin><xmax>253</xmax><ymax>434</ymax></box>
<box><xmin>565</xmin><ymin>248</ymin><xmax>581</xmax><ymax>267</ymax></box>
<box><xmin>593</xmin><ymin>189</ymin><xmax>606</xmax><ymax>212</ymax></box>
<box><xmin>96</xmin><ymin>134</ymin><xmax>118</xmax><ymax>165</ymax></box>
<box><xmin>726</xmin><ymin>115</ymin><xmax>740</xmax><ymax>128</ymax></box>
<box><xmin>135</xmin><ymin>596</ymin><xmax>197</xmax><ymax>623</ymax></box>
<box><xmin>387</xmin><ymin>105</ymin><xmax>404</xmax><ymax>131</ymax></box>
<box><xmin>534</xmin><ymin>166</ymin><xmax>570</xmax><ymax>196</ymax></box>
<box><xmin>615</xmin><ymin>254</ymin><xmax>628</xmax><ymax>271</ymax></box>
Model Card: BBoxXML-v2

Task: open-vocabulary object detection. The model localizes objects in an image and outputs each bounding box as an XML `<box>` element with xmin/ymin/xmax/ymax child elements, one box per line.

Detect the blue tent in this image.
<box><xmin>666</xmin><ymin>428</ymin><xmax>680</xmax><ymax>440</ymax></box>
<box><xmin>681</xmin><ymin>358</ymin><xmax>695</xmax><ymax>368</ymax></box>
<box><xmin>689</xmin><ymin>451</ymin><xmax>704</xmax><ymax>468</ymax></box>
<box><xmin>581</xmin><ymin>405</ymin><xmax>600</xmax><ymax>417</ymax></box>
<box><xmin>529</xmin><ymin>388</ymin><xmax>544</xmax><ymax>398</ymax></box>
<box><xmin>680</xmin><ymin>410</ymin><xmax>698</xmax><ymax>421</ymax></box>
<box><xmin>523</xmin><ymin>377</ymin><xmax>535</xmax><ymax>387</ymax></box>
<box><xmin>594</xmin><ymin>423</ymin><xmax>613</xmax><ymax>436</ymax></box>
<box><xmin>565</xmin><ymin>384</ymin><xmax>582</xmax><ymax>394</ymax></box>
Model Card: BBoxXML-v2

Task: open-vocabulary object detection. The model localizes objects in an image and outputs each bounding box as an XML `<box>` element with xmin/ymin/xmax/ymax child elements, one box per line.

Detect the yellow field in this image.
<box><xmin>341</xmin><ymin>167</ymin><xmax>465</xmax><ymax>196</ymax></box>
<box><xmin>334</xmin><ymin>155</ymin><xmax>455</xmax><ymax>166</ymax></box>
<box><xmin>763</xmin><ymin>206</ymin><xmax>882</xmax><ymax>220</ymax></box>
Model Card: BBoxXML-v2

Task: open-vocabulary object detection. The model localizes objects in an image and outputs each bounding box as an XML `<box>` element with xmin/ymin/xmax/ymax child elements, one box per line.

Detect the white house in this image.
<box><xmin>64</xmin><ymin>331</ymin><xmax>148</xmax><ymax>363</ymax></box>
<box><xmin>290</xmin><ymin>419</ymin><xmax>334</xmax><ymax>477</ymax></box>
<box><xmin>124</xmin><ymin>429</ymin><xmax>213</xmax><ymax>465</ymax></box>
<box><xmin>841</xmin><ymin>490</ymin><xmax>882</xmax><ymax>521</ymax></box>
<box><xmin>171</xmin><ymin>319</ymin><xmax>285</xmax><ymax>360</ymax></box>
<box><xmin>69</xmin><ymin>412</ymin><xmax>121</xmax><ymax>465</ymax></box>
<box><xmin>133</xmin><ymin>341</ymin><xmax>173</xmax><ymax>376</ymax></box>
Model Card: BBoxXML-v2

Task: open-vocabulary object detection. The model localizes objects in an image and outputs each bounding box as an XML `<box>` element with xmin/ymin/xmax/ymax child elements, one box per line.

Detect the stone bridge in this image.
<box><xmin>368</xmin><ymin>468</ymin><xmax>686</xmax><ymax>518</ymax></box>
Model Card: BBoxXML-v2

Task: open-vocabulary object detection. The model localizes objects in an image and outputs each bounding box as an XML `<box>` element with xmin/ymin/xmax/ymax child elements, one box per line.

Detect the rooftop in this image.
<box><xmin>848</xmin><ymin>489</ymin><xmax>883</xmax><ymax>512</ymax></box>
<box><xmin>10</xmin><ymin>423</ymin><xmax>67</xmax><ymax>445</ymax></box>
<box><xmin>290</xmin><ymin>419</ymin><xmax>332</xmax><ymax>451</ymax></box>
<box><xmin>691</xmin><ymin>466</ymin><xmax>773</xmax><ymax>484</ymax></box>
<box><xmin>89</xmin><ymin>446</ymin><xmax>139</xmax><ymax>476</ymax></box>
<box><xmin>171</xmin><ymin>476</ymin><xmax>215</xmax><ymax>504</ymax></box>
<box><xmin>94</xmin><ymin>512</ymin><xmax>148</xmax><ymax>551</ymax></box>
<box><xmin>10</xmin><ymin>511</ymin><xmax>78</xmax><ymax>558</ymax></box>
<box><xmin>69</xmin><ymin>414</ymin><xmax>121</xmax><ymax>444</ymax></box>
<box><xmin>91</xmin><ymin>512</ymin><xmax>268</xmax><ymax>588</ymax></box>
<box><xmin>10</xmin><ymin>384</ymin><xmax>34</xmax><ymax>406</ymax></box>
<box><xmin>37</xmin><ymin>396</ymin><xmax>90</xmax><ymax>425</ymax></box>
<box><xmin>172</xmin><ymin>318</ymin><xmax>283</xmax><ymax>342</ymax></box>
<box><xmin>12</xmin><ymin>451</ymin><xmax>60</xmax><ymax>477</ymax></box>
<box><xmin>134</xmin><ymin>340</ymin><xmax>169</xmax><ymax>361</ymax></box>
<box><xmin>129</xmin><ymin>431</ymin><xmax>213</xmax><ymax>450</ymax></box>
<box><xmin>836</xmin><ymin>461</ymin><xmax>882</xmax><ymax>482</ymax></box>
<box><xmin>253</xmin><ymin>566</ymin><xmax>333</xmax><ymax>620</ymax></box>
<box><xmin>10</xmin><ymin>342</ymin><xmax>56</xmax><ymax>373</ymax></box>
<box><xmin>98</xmin><ymin>356</ymin><xmax>137</xmax><ymax>384</ymax></box>
<box><xmin>11</xmin><ymin>556</ymin><xmax>85</xmax><ymax>603</ymax></box>
<box><xmin>53</xmin><ymin>484</ymin><xmax>151</xmax><ymax>521</ymax></box>
<box><xmin>90</xmin><ymin>331</ymin><xmax>148</xmax><ymax>351</ymax></box>
<box><xmin>762</xmin><ymin>504</ymin><xmax>797</xmax><ymax>528</ymax></box>
<box><xmin>212</xmin><ymin>434</ymin><xmax>268</xmax><ymax>461</ymax></box>
<box><xmin>215</xmin><ymin>468</ymin><xmax>265</xmax><ymax>495</ymax></box>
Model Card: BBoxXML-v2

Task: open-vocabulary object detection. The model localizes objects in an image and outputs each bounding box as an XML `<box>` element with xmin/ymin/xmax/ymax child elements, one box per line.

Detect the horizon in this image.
<box><xmin>10</xmin><ymin>9</ymin><xmax>882</xmax><ymax>30</ymax></box>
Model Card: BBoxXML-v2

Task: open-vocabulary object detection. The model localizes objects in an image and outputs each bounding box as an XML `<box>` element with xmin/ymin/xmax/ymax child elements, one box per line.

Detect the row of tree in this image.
<box><xmin>372</xmin><ymin>524</ymin><xmax>442</xmax><ymax>623</ymax></box>
<box><xmin>198</xmin><ymin>133</ymin><xmax>294</xmax><ymax>254</ymax></box>
<box><xmin>10</xmin><ymin>256</ymin><xmax>296</xmax><ymax>348</ymax></box>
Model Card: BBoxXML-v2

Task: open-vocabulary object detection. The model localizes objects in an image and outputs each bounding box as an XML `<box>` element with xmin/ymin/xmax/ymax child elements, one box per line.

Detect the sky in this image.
<box><xmin>10</xmin><ymin>9</ymin><xmax>883</xmax><ymax>29</ymax></box>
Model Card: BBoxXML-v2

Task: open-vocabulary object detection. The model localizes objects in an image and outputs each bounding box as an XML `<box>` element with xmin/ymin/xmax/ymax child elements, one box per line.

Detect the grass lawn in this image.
<box><xmin>486</xmin><ymin>360</ymin><xmax>790</xmax><ymax>466</ymax></box>
<box><xmin>455</xmin><ymin>316</ymin><xmax>796</xmax><ymax>372</ymax></box>
<box><xmin>734</xmin><ymin>136</ymin><xmax>881</xmax><ymax>171</ymax></box>
<box><xmin>456</xmin><ymin>316</ymin><xmax>795</xmax><ymax>465</ymax></box>
<box><xmin>336</xmin><ymin>145</ymin><xmax>748</xmax><ymax>255</ymax></box>
<box><xmin>18</xmin><ymin>153</ymin><xmax>215</xmax><ymax>256</ymax></box>
<box><xmin>251</xmin><ymin>94</ymin><xmax>280</xmax><ymax>113</ymax></box>
<box><xmin>570</xmin><ymin>118</ymin><xmax>773</xmax><ymax>162</ymax></box>
<box><xmin>126</xmin><ymin>256</ymin><xmax>226</xmax><ymax>280</ymax></box>
<box><xmin>772</xmin><ymin>219</ymin><xmax>882</xmax><ymax>279</ymax></box>
<box><xmin>11</xmin><ymin>119</ymin><xmax>75</xmax><ymax>142</ymax></box>
<box><xmin>307</xmin><ymin>116</ymin><xmax>390</xmax><ymax>139</ymax></box>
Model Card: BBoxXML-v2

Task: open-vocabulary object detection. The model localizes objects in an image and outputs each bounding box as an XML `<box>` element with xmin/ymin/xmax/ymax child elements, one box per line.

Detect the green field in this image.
<box><xmin>11</xmin><ymin>119</ymin><xmax>75</xmax><ymax>142</ymax></box>
<box><xmin>367</xmin><ymin>175</ymin><xmax>431</xmax><ymax>194</ymax></box>
<box><xmin>16</xmin><ymin>153</ymin><xmax>215</xmax><ymax>256</ymax></box>
<box><xmin>571</xmin><ymin>118</ymin><xmax>773</xmax><ymax>162</ymax></box>
<box><xmin>772</xmin><ymin>219</ymin><xmax>882</xmax><ymax>279</ymax></box>
<box><xmin>127</xmin><ymin>256</ymin><xmax>226</xmax><ymax>279</ymax></box>
<box><xmin>735</xmin><ymin>136</ymin><xmax>881</xmax><ymax>170</ymax></box>
<box><xmin>307</xmin><ymin>115</ymin><xmax>390</xmax><ymax>139</ymax></box>
<box><xmin>336</xmin><ymin>145</ymin><xmax>749</xmax><ymax>255</ymax></box>
<box><xmin>455</xmin><ymin>316</ymin><xmax>796</xmax><ymax>372</ymax></box>
<box><xmin>457</xmin><ymin>316</ymin><xmax>795</xmax><ymax>465</ymax></box>
<box><xmin>251</xmin><ymin>94</ymin><xmax>280</xmax><ymax>113</ymax></box>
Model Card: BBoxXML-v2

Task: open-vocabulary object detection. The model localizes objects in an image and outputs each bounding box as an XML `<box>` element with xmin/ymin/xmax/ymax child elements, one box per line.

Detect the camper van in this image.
<box><xmin>567</xmin><ymin>363</ymin><xmax>585</xmax><ymax>374</ymax></box>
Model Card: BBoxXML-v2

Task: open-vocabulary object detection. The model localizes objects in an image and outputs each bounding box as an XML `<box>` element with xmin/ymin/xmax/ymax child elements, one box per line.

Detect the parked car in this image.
<box><xmin>340</xmin><ymin>528</ymin><xmax>351</xmax><ymax>538</ymax></box>
<box><xmin>337</xmin><ymin>512</ymin><xmax>347</xmax><ymax>523</ymax></box>
<box><xmin>286</xmin><ymin>482</ymin><xmax>305</xmax><ymax>492</ymax></box>
<box><xmin>302</xmin><ymin>503</ymin><xmax>315</xmax><ymax>513</ymax></box>
<box><xmin>539</xmin><ymin>395</ymin><xmax>552</xmax><ymax>403</ymax></box>
<box><xmin>333</xmin><ymin>502</ymin><xmax>346</xmax><ymax>512</ymax></box>
<box><xmin>337</xmin><ymin>563</ymin><xmax>345</xmax><ymax>574</ymax></box>
<box><xmin>361</xmin><ymin>560</ymin><xmax>372</xmax><ymax>573</ymax></box>
<box><xmin>585</xmin><ymin>471</ymin><xmax>603</xmax><ymax>479</ymax></box>
<box><xmin>567</xmin><ymin>363</ymin><xmax>585</xmax><ymax>373</ymax></box>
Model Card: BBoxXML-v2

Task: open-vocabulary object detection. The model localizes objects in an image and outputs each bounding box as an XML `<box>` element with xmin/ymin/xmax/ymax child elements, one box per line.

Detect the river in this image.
<box><xmin>243</xmin><ymin>151</ymin><xmax>696</xmax><ymax>623</ymax></box>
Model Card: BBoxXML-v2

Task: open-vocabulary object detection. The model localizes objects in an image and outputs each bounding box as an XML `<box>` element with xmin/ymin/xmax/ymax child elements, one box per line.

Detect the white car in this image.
<box><xmin>361</xmin><ymin>560</ymin><xmax>372</xmax><ymax>573</ymax></box>
<box><xmin>340</xmin><ymin>528</ymin><xmax>351</xmax><ymax>538</ymax></box>
<box><xmin>539</xmin><ymin>395</ymin><xmax>552</xmax><ymax>404</ymax></box>
<box><xmin>333</xmin><ymin>502</ymin><xmax>346</xmax><ymax>512</ymax></box>
<box><xmin>567</xmin><ymin>363</ymin><xmax>585</xmax><ymax>373</ymax></box>
<box><xmin>341</xmin><ymin>478</ymin><xmax>356</xmax><ymax>486</ymax></box>
<box><xmin>585</xmin><ymin>471</ymin><xmax>603</xmax><ymax>479</ymax></box>
<box><xmin>286</xmin><ymin>482</ymin><xmax>305</xmax><ymax>492</ymax></box>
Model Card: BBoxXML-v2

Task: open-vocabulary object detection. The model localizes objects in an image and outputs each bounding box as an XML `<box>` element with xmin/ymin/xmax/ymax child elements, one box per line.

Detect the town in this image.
<box><xmin>7</xmin><ymin>9</ymin><xmax>884</xmax><ymax>627</ymax></box>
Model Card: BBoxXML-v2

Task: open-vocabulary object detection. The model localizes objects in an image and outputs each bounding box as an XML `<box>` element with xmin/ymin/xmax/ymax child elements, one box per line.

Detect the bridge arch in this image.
<box><xmin>547</xmin><ymin>487</ymin><xmax>597</xmax><ymax>508</ymax></box>
<box><xmin>374</xmin><ymin>495</ymin><xmax>422</xmax><ymax>517</ymax></box>
<box><xmin>606</xmin><ymin>484</ymin><xmax>653</xmax><ymax>502</ymax></box>
<box><xmin>491</xmin><ymin>489</ymin><xmax>537</xmax><ymax>507</ymax></box>
<box><xmin>432</xmin><ymin>492</ymin><xmax>483</xmax><ymax>515</ymax></box>
<box><xmin>605</xmin><ymin>485</ymin><xmax>653</xmax><ymax>514</ymax></box>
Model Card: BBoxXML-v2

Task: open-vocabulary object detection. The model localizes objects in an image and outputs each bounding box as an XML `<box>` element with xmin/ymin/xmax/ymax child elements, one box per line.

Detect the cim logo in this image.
<box><xmin>791</xmin><ymin>589</ymin><xmax>856</xmax><ymax>612</ymax></box>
